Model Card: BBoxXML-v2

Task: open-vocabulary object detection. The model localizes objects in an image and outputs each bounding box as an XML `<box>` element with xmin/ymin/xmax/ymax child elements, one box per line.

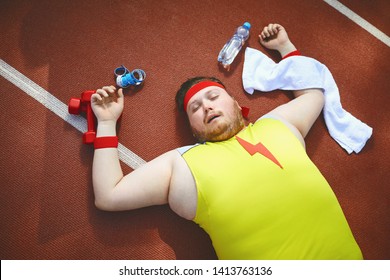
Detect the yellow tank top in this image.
<box><xmin>181</xmin><ymin>118</ymin><xmax>362</xmax><ymax>259</ymax></box>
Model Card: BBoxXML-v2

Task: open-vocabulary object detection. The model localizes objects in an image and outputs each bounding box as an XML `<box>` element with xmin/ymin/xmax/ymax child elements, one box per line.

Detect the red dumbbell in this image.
<box><xmin>68</xmin><ymin>90</ymin><xmax>96</xmax><ymax>144</ymax></box>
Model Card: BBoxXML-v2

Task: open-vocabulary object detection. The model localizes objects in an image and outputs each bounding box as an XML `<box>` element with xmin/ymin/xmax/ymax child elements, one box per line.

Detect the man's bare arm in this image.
<box><xmin>91</xmin><ymin>86</ymin><xmax>172</xmax><ymax>211</ymax></box>
<box><xmin>93</xmin><ymin>148</ymin><xmax>175</xmax><ymax>211</ymax></box>
<box><xmin>259</xmin><ymin>24</ymin><xmax>325</xmax><ymax>140</ymax></box>
<box><xmin>269</xmin><ymin>89</ymin><xmax>325</xmax><ymax>139</ymax></box>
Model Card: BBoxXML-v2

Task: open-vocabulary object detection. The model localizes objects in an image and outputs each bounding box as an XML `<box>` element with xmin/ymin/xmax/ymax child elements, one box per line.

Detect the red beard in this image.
<box><xmin>192</xmin><ymin>106</ymin><xmax>245</xmax><ymax>143</ymax></box>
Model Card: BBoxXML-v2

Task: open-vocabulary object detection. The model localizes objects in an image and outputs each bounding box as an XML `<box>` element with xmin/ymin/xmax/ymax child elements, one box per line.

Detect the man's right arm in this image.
<box><xmin>91</xmin><ymin>86</ymin><xmax>197</xmax><ymax>219</ymax></box>
<box><xmin>93</xmin><ymin>145</ymin><xmax>175</xmax><ymax>212</ymax></box>
<box><xmin>93</xmin><ymin>140</ymin><xmax>197</xmax><ymax>220</ymax></box>
<box><xmin>90</xmin><ymin>86</ymin><xmax>172</xmax><ymax>212</ymax></box>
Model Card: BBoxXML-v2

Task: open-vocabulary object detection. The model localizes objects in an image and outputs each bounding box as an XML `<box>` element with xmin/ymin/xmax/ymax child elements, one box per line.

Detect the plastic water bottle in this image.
<box><xmin>218</xmin><ymin>22</ymin><xmax>251</xmax><ymax>70</ymax></box>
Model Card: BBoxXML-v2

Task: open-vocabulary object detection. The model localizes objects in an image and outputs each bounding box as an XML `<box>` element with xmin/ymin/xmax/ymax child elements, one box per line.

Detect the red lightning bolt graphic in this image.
<box><xmin>236</xmin><ymin>136</ymin><xmax>283</xmax><ymax>169</ymax></box>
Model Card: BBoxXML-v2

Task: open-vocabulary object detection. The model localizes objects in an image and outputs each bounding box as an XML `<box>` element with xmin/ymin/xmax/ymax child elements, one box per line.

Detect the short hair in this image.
<box><xmin>175</xmin><ymin>76</ymin><xmax>225</xmax><ymax>112</ymax></box>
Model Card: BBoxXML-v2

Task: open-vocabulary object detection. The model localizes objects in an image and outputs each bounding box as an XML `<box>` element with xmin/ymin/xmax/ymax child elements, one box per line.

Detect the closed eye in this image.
<box><xmin>209</xmin><ymin>92</ymin><xmax>219</xmax><ymax>100</ymax></box>
<box><xmin>191</xmin><ymin>103</ymin><xmax>200</xmax><ymax>113</ymax></box>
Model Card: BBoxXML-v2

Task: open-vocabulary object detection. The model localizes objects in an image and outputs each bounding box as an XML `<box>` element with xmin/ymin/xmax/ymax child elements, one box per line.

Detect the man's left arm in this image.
<box><xmin>267</xmin><ymin>88</ymin><xmax>325</xmax><ymax>139</ymax></box>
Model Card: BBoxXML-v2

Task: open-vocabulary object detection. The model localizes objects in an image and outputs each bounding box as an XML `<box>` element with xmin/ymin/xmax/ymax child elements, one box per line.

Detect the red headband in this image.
<box><xmin>183</xmin><ymin>81</ymin><xmax>225</xmax><ymax>112</ymax></box>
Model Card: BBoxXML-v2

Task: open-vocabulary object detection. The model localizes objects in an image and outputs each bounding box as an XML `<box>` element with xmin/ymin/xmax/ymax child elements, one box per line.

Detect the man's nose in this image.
<box><xmin>203</xmin><ymin>100</ymin><xmax>214</xmax><ymax>112</ymax></box>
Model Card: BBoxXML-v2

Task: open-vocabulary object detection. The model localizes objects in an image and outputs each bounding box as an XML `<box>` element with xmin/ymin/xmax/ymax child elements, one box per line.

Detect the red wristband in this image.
<box><xmin>282</xmin><ymin>50</ymin><xmax>301</xmax><ymax>60</ymax></box>
<box><xmin>94</xmin><ymin>136</ymin><xmax>118</xmax><ymax>149</ymax></box>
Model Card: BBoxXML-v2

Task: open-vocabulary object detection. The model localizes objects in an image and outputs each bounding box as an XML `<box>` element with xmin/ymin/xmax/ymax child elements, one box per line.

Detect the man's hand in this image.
<box><xmin>91</xmin><ymin>85</ymin><xmax>124</xmax><ymax>123</ymax></box>
<box><xmin>259</xmin><ymin>23</ymin><xmax>296</xmax><ymax>57</ymax></box>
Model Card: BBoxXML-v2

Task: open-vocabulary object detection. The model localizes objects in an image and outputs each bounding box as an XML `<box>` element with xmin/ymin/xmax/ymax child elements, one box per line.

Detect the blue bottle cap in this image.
<box><xmin>243</xmin><ymin>22</ymin><xmax>251</xmax><ymax>30</ymax></box>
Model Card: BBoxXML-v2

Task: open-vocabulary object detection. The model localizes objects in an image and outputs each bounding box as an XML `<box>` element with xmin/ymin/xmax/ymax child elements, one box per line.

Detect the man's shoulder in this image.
<box><xmin>176</xmin><ymin>143</ymin><xmax>201</xmax><ymax>155</ymax></box>
<box><xmin>254</xmin><ymin>114</ymin><xmax>305</xmax><ymax>147</ymax></box>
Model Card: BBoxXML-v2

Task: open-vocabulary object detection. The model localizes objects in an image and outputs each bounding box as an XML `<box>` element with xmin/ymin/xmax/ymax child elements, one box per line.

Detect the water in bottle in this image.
<box><xmin>218</xmin><ymin>22</ymin><xmax>251</xmax><ymax>70</ymax></box>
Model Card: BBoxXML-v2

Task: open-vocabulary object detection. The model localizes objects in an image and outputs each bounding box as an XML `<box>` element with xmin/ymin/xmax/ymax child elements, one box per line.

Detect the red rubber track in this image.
<box><xmin>1</xmin><ymin>0</ymin><xmax>389</xmax><ymax>259</ymax></box>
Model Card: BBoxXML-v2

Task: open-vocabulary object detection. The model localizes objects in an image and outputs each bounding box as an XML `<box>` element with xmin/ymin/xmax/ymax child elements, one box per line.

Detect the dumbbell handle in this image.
<box><xmin>81</xmin><ymin>91</ymin><xmax>96</xmax><ymax>144</ymax></box>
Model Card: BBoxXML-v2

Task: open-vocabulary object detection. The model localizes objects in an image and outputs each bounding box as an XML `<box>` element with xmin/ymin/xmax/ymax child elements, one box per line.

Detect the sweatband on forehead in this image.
<box><xmin>183</xmin><ymin>81</ymin><xmax>225</xmax><ymax>112</ymax></box>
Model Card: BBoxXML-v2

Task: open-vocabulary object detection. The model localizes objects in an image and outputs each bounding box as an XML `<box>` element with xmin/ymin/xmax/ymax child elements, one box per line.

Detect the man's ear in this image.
<box><xmin>235</xmin><ymin>100</ymin><xmax>242</xmax><ymax>110</ymax></box>
<box><xmin>234</xmin><ymin>99</ymin><xmax>249</xmax><ymax>119</ymax></box>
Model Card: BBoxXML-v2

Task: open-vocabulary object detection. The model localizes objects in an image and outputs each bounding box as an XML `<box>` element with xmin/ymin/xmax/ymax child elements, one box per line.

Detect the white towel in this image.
<box><xmin>242</xmin><ymin>47</ymin><xmax>373</xmax><ymax>154</ymax></box>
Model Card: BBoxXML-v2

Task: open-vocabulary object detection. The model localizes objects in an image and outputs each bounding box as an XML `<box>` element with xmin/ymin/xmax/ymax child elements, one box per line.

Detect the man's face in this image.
<box><xmin>186</xmin><ymin>86</ymin><xmax>245</xmax><ymax>142</ymax></box>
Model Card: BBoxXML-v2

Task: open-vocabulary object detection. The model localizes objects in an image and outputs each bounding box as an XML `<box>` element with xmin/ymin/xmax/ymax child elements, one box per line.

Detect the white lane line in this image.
<box><xmin>323</xmin><ymin>0</ymin><xmax>390</xmax><ymax>47</ymax></box>
<box><xmin>0</xmin><ymin>59</ymin><xmax>146</xmax><ymax>169</ymax></box>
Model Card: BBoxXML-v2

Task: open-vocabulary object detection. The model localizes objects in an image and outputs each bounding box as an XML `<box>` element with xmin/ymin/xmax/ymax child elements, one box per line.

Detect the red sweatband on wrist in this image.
<box><xmin>94</xmin><ymin>136</ymin><xmax>119</xmax><ymax>149</ymax></box>
<box><xmin>282</xmin><ymin>50</ymin><xmax>301</xmax><ymax>60</ymax></box>
<box><xmin>183</xmin><ymin>81</ymin><xmax>225</xmax><ymax>112</ymax></box>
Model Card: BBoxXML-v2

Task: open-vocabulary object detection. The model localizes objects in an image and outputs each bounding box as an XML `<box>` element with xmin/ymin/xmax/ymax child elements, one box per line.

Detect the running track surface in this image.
<box><xmin>1</xmin><ymin>0</ymin><xmax>389</xmax><ymax>259</ymax></box>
